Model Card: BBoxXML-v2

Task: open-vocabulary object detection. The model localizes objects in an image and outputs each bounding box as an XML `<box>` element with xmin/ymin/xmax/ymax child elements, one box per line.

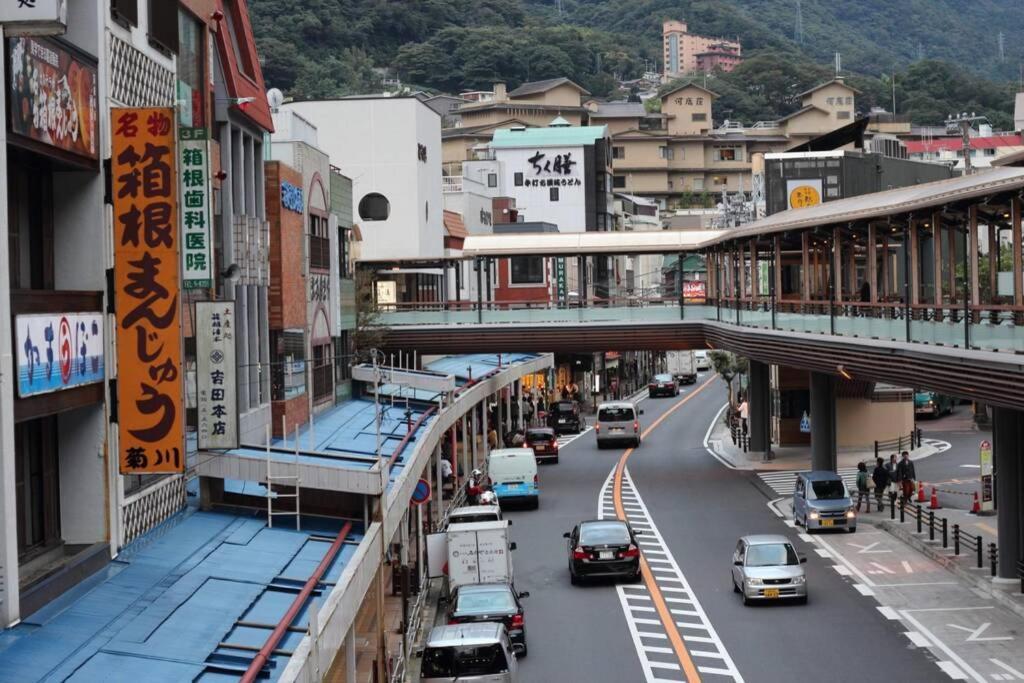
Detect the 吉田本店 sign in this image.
<box><xmin>112</xmin><ymin>107</ymin><xmax>184</xmax><ymax>474</ymax></box>
<box><xmin>8</xmin><ymin>35</ymin><xmax>98</xmax><ymax>161</ymax></box>
<box><xmin>196</xmin><ymin>301</ymin><xmax>238</xmax><ymax>450</ymax></box>
<box><xmin>15</xmin><ymin>312</ymin><xmax>104</xmax><ymax>397</ymax></box>
<box><xmin>179</xmin><ymin>127</ymin><xmax>212</xmax><ymax>289</ymax></box>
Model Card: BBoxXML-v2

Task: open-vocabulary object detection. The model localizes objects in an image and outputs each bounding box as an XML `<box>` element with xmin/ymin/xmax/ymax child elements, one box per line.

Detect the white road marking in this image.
<box><xmin>960</xmin><ymin>464</ymin><xmax>981</xmax><ymax>469</ymax></box>
<box><xmin>814</xmin><ymin>548</ymin><xmax>832</xmax><ymax>558</ymax></box>
<box><xmin>905</xmin><ymin>631</ymin><xmax>931</xmax><ymax>647</ymax></box>
<box><xmin>936</xmin><ymin>661</ymin><xmax>969</xmax><ymax>680</ymax></box>
<box><xmin>598</xmin><ymin>466</ymin><xmax>742</xmax><ymax>683</ymax></box>
<box><xmin>877</xmin><ymin>606</ymin><xmax>900</xmax><ymax>620</ymax></box>
<box><xmin>947</xmin><ymin>622</ymin><xmax>1013</xmax><ymax>642</ymax></box>
<box><xmin>644</xmin><ymin>646</ymin><xmax>674</xmax><ymax>654</ymax></box>
<box><xmin>899</xmin><ymin>611</ymin><xmax>988</xmax><ymax>683</ymax></box>
<box><xmin>848</xmin><ymin>541</ymin><xmax>892</xmax><ymax>554</ymax></box>
<box><xmin>991</xmin><ymin>659</ymin><xmax>1024</xmax><ymax>680</ymax></box>
<box><xmin>554</xmin><ymin>426</ymin><xmax>593</xmax><ymax>448</ymax></box>
<box><xmin>854</xmin><ymin>583</ymin><xmax>875</xmax><ymax>596</ymax></box>
<box><xmin>869</xmin><ymin>561</ymin><xmax>897</xmax><ymax>575</ymax></box>
<box><xmin>798</xmin><ymin>533</ymin><xmax>814</xmax><ymax>543</ymax></box>
<box><xmin>833</xmin><ymin>565</ymin><xmax>852</xmax><ymax>576</ymax></box>
<box><xmin>757</xmin><ymin>467</ymin><xmax>858</xmax><ymax>496</ymax></box>
<box><xmin>902</xmin><ymin>560</ymin><xmax>914</xmax><ymax>574</ymax></box>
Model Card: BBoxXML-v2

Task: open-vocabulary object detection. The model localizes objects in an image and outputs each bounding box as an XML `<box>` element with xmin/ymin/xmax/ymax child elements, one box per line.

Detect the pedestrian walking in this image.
<box><xmin>896</xmin><ymin>450</ymin><xmax>916</xmax><ymax>503</ymax></box>
<box><xmin>886</xmin><ymin>453</ymin><xmax>899</xmax><ymax>498</ymax></box>
<box><xmin>855</xmin><ymin>462</ymin><xmax>871</xmax><ymax>512</ymax></box>
<box><xmin>738</xmin><ymin>398</ymin><xmax>749</xmax><ymax>435</ymax></box>
<box><xmin>872</xmin><ymin>456</ymin><xmax>890</xmax><ymax>512</ymax></box>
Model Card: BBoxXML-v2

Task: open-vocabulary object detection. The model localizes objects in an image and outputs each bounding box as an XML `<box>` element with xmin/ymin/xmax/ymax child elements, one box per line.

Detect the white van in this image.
<box><xmin>486</xmin><ymin>448</ymin><xmax>539</xmax><ymax>509</ymax></box>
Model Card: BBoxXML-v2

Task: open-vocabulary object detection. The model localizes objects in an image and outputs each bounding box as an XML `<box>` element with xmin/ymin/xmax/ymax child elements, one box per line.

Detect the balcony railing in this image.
<box><xmin>442</xmin><ymin>176</ymin><xmax>463</xmax><ymax>194</ymax></box>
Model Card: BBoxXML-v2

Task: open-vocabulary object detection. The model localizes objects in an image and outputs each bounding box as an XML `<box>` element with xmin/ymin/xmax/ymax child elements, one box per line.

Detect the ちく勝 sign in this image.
<box><xmin>179</xmin><ymin>127</ymin><xmax>212</xmax><ymax>289</ymax></box>
<box><xmin>196</xmin><ymin>301</ymin><xmax>238</xmax><ymax>450</ymax></box>
<box><xmin>112</xmin><ymin>107</ymin><xmax>184</xmax><ymax>474</ymax></box>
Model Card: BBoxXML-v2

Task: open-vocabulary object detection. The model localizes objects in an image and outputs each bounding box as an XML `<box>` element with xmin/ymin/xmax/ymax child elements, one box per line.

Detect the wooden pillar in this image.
<box><xmin>988</xmin><ymin>221</ymin><xmax>998</xmax><ymax>302</ymax></box>
<box><xmin>909</xmin><ymin>220</ymin><xmax>920</xmax><ymax>305</ymax></box>
<box><xmin>947</xmin><ymin>214</ymin><xmax>957</xmax><ymax>304</ymax></box>
<box><xmin>750</xmin><ymin>239</ymin><xmax>759</xmax><ymax>299</ymax></box>
<box><xmin>1013</xmin><ymin>197</ymin><xmax>1023</xmax><ymax>306</ymax></box>
<box><xmin>969</xmin><ymin>205</ymin><xmax>979</xmax><ymax>306</ymax></box>
<box><xmin>801</xmin><ymin>232</ymin><xmax>810</xmax><ymax>301</ymax></box>
<box><xmin>832</xmin><ymin>226</ymin><xmax>843</xmax><ymax>304</ymax></box>
<box><xmin>773</xmin><ymin>235</ymin><xmax>782</xmax><ymax>300</ymax></box>
<box><xmin>867</xmin><ymin>223</ymin><xmax>878</xmax><ymax>303</ymax></box>
<box><xmin>738</xmin><ymin>243</ymin><xmax>747</xmax><ymax>300</ymax></box>
<box><xmin>932</xmin><ymin>211</ymin><xmax>943</xmax><ymax>307</ymax></box>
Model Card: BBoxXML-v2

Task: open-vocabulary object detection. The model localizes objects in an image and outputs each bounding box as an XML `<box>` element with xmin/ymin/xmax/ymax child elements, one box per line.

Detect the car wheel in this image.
<box><xmin>796</xmin><ymin>595</ymin><xmax>808</xmax><ymax>605</ymax></box>
<box><xmin>648</xmin><ymin>392</ymin><xmax>654</xmax><ymax>399</ymax></box>
<box><xmin>848</xmin><ymin>526</ymin><xmax>857</xmax><ymax>534</ymax></box>
<box><xmin>553</xmin><ymin>456</ymin><xmax>559</xmax><ymax>464</ymax></box>
<box><xmin>570</xmin><ymin>571</ymin><xmax>579</xmax><ymax>586</ymax></box>
<box><xmin>741</xmin><ymin>592</ymin><xmax>750</xmax><ymax>606</ymax></box>
<box><xmin>732</xmin><ymin>579</ymin><xmax>740</xmax><ymax>594</ymax></box>
<box><xmin>634</xmin><ymin>437</ymin><xmax>641</xmax><ymax>448</ymax></box>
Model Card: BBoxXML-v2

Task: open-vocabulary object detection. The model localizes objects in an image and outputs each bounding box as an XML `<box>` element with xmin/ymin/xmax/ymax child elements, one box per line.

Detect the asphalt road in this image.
<box><xmin>504</xmin><ymin>375</ymin><xmax>943</xmax><ymax>682</ymax></box>
<box><xmin>915</xmin><ymin>407</ymin><xmax>992</xmax><ymax>509</ymax></box>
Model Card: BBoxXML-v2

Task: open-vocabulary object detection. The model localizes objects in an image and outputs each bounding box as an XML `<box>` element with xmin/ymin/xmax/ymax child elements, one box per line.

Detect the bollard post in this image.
<box><xmin>990</xmin><ymin>544</ymin><xmax>998</xmax><ymax>578</ymax></box>
<box><xmin>900</xmin><ymin>498</ymin><xmax>905</xmax><ymax>523</ymax></box>
<box><xmin>928</xmin><ymin>510</ymin><xmax>935</xmax><ymax>541</ymax></box>
<box><xmin>953</xmin><ymin>524</ymin><xmax>960</xmax><ymax>555</ymax></box>
<box><xmin>977</xmin><ymin>536</ymin><xmax>983</xmax><ymax>569</ymax></box>
<box><xmin>942</xmin><ymin>517</ymin><xmax>948</xmax><ymax>548</ymax></box>
<box><xmin>890</xmin><ymin>491</ymin><xmax>896</xmax><ymax>520</ymax></box>
<box><xmin>916</xmin><ymin>505</ymin><xmax>923</xmax><ymax>534</ymax></box>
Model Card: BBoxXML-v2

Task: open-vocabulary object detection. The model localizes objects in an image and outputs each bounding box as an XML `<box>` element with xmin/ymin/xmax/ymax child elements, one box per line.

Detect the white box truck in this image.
<box><xmin>666</xmin><ymin>351</ymin><xmax>697</xmax><ymax>384</ymax></box>
<box><xmin>427</xmin><ymin>520</ymin><xmax>515</xmax><ymax>592</ymax></box>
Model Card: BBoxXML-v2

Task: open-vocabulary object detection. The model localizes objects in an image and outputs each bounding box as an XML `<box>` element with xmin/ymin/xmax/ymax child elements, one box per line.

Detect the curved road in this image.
<box><xmin>505</xmin><ymin>375</ymin><xmax>942</xmax><ymax>682</ymax></box>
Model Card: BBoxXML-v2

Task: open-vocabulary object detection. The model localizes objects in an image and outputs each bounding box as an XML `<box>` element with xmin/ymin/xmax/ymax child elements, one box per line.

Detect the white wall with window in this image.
<box><xmin>497</xmin><ymin>145</ymin><xmax>589</xmax><ymax>232</ymax></box>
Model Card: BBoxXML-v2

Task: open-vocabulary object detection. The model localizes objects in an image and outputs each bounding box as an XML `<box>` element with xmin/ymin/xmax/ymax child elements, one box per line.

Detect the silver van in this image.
<box><xmin>793</xmin><ymin>471</ymin><xmax>857</xmax><ymax>533</ymax></box>
<box><xmin>419</xmin><ymin>622</ymin><xmax>521</xmax><ymax>682</ymax></box>
<box><xmin>595</xmin><ymin>401</ymin><xmax>643</xmax><ymax>449</ymax></box>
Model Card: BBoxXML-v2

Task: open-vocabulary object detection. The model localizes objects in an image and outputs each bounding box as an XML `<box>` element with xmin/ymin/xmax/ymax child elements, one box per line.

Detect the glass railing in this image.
<box><xmin>377</xmin><ymin>296</ymin><xmax>1024</xmax><ymax>355</ymax></box>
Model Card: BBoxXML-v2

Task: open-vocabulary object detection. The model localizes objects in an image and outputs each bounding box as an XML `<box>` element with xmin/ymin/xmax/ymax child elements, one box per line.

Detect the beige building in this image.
<box><xmin>443</xmin><ymin>78</ymin><xmax>591</xmax><ymax>175</ymax></box>
<box><xmin>663</xmin><ymin>20</ymin><xmax>742</xmax><ymax>77</ymax></box>
<box><xmin>608</xmin><ymin>79</ymin><xmax>861</xmax><ymax>207</ymax></box>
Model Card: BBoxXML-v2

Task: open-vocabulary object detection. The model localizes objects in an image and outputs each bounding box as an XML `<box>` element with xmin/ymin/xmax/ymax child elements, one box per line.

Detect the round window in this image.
<box><xmin>358</xmin><ymin>193</ymin><xmax>390</xmax><ymax>221</ymax></box>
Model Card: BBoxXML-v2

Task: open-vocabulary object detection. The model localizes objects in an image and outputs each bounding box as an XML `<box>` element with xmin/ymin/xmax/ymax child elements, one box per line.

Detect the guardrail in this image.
<box><xmin>889</xmin><ymin>493</ymin><xmax>998</xmax><ymax>576</ymax></box>
<box><xmin>873</xmin><ymin>429</ymin><xmax>921</xmax><ymax>459</ymax></box>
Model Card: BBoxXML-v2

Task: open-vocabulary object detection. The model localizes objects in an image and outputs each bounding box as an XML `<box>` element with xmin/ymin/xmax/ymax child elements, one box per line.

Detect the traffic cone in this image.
<box><xmin>917</xmin><ymin>481</ymin><xmax>926</xmax><ymax>503</ymax></box>
<box><xmin>929</xmin><ymin>487</ymin><xmax>941</xmax><ymax>510</ymax></box>
<box><xmin>971</xmin><ymin>491</ymin><xmax>981</xmax><ymax>514</ymax></box>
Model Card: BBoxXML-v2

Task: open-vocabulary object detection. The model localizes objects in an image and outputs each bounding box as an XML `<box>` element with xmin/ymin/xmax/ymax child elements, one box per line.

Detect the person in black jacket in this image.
<box><xmin>896</xmin><ymin>451</ymin><xmax>916</xmax><ymax>502</ymax></box>
<box><xmin>872</xmin><ymin>456</ymin><xmax>891</xmax><ymax>512</ymax></box>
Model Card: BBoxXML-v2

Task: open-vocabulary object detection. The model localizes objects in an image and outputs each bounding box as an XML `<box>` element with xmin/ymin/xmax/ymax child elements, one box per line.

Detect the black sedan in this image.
<box><xmin>648</xmin><ymin>373</ymin><xmax>679</xmax><ymax>398</ymax></box>
<box><xmin>547</xmin><ymin>400</ymin><xmax>584</xmax><ymax>434</ymax></box>
<box><xmin>445</xmin><ymin>582</ymin><xmax>530</xmax><ymax>655</ymax></box>
<box><xmin>565</xmin><ymin>519</ymin><xmax>642</xmax><ymax>585</ymax></box>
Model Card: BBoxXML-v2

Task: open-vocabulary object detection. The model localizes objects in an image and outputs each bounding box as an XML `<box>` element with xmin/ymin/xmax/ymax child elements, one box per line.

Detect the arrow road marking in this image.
<box><xmin>847</xmin><ymin>541</ymin><xmax>892</xmax><ymax>554</ymax></box>
<box><xmin>947</xmin><ymin>622</ymin><xmax>1014</xmax><ymax>642</ymax></box>
<box><xmin>869</xmin><ymin>561</ymin><xmax>896</xmax><ymax>575</ymax></box>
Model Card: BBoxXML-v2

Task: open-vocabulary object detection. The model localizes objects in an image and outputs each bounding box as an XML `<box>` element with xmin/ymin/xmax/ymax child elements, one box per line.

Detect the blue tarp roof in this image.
<box><xmin>0</xmin><ymin>509</ymin><xmax>361</xmax><ymax>683</ymax></box>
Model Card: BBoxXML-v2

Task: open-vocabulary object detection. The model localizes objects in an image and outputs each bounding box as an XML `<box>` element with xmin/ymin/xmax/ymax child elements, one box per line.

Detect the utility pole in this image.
<box><xmin>946</xmin><ymin>112</ymin><xmax>986</xmax><ymax>175</ymax></box>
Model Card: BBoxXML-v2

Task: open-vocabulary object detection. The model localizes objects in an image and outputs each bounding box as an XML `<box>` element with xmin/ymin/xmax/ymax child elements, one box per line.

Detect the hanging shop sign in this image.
<box><xmin>112</xmin><ymin>107</ymin><xmax>184</xmax><ymax>474</ymax></box>
<box><xmin>555</xmin><ymin>257</ymin><xmax>567</xmax><ymax>302</ymax></box>
<box><xmin>682</xmin><ymin>280</ymin><xmax>706</xmax><ymax>304</ymax></box>
<box><xmin>979</xmin><ymin>440</ymin><xmax>994</xmax><ymax>512</ymax></box>
<box><xmin>0</xmin><ymin>0</ymin><xmax>67</xmax><ymax>35</ymax></box>
<box><xmin>786</xmin><ymin>179</ymin><xmax>822</xmax><ymax>210</ymax></box>
<box><xmin>8</xmin><ymin>35</ymin><xmax>98</xmax><ymax>161</ymax></box>
<box><xmin>15</xmin><ymin>312</ymin><xmax>104</xmax><ymax>397</ymax></box>
<box><xmin>196</xmin><ymin>301</ymin><xmax>238</xmax><ymax>450</ymax></box>
<box><xmin>179</xmin><ymin>127</ymin><xmax>213</xmax><ymax>289</ymax></box>
<box><xmin>281</xmin><ymin>180</ymin><xmax>303</xmax><ymax>213</ymax></box>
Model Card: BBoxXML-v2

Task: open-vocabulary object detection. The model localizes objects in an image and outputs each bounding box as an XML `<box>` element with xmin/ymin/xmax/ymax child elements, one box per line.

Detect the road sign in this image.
<box><xmin>979</xmin><ymin>440</ymin><xmax>994</xmax><ymax>512</ymax></box>
<box><xmin>799</xmin><ymin>411</ymin><xmax>811</xmax><ymax>433</ymax></box>
<box><xmin>411</xmin><ymin>478</ymin><xmax>432</xmax><ymax>505</ymax></box>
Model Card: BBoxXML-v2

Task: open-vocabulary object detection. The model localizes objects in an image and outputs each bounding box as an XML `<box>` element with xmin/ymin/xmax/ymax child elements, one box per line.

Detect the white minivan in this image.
<box><xmin>487</xmin><ymin>448</ymin><xmax>539</xmax><ymax>509</ymax></box>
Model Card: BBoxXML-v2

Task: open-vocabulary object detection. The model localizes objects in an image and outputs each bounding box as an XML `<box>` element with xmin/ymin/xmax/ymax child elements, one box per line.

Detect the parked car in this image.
<box><xmin>793</xmin><ymin>471</ymin><xmax>857</xmax><ymax>533</ymax></box>
<box><xmin>565</xmin><ymin>519</ymin><xmax>642</xmax><ymax>585</ymax></box>
<box><xmin>595</xmin><ymin>402</ymin><xmax>642</xmax><ymax>449</ymax></box>
<box><xmin>445</xmin><ymin>583</ymin><xmax>530</xmax><ymax>655</ymax></box>
<box><xmin>648</xmin><ymin>373</ymin><xmax>679</xmax><ymax>398</ymax></box>
<box><xmin>419</xmin><ymin>623</ymin><xmax>521</xmax><ymax>682</ymax></box>
<box><xmin>731</xmin><ymin>535</ymin><xmax>808</xmax><ymax>605</ymax></box>
<box><xmin>914</xmin><ymin>391</ymin><xmax>954</xmax><ymax>417</ymax></box>
<box><xmin>546</xmin><ymin>400</ymin><xmax>584</xmax><ymax>435</ymax></box>
<box><xmin>525</xmin><ymin>427</ymin><xmax>559</xmax><ymax>464</ymax></box>
<box><xmin>487</xmin><ymin>448</ymin><xmax>539</xmax><ymax>509</ymax></box>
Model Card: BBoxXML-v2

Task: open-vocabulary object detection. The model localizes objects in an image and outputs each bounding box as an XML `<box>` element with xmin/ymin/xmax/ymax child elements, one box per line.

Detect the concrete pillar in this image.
<box><xmin>992</xmin><ymin>406</ymin><xmax>1022</xmax><ymax>580</ymax></box>
<box><xmin>809</xmin><ymin>372</ymin><xmax>837</xmax><ymax>472</ymax></box>
<box><xmin>748</xmin><ymin>360</ymin><xmax>771</xmax><ymax>455</ymax></box>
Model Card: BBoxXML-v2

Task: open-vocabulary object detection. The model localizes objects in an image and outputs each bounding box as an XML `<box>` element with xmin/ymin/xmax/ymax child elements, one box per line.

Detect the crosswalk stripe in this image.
<box><xmin>756</xmin><ymin>467</ymin><xmax>859</xmax><ymax>497</ymax></box>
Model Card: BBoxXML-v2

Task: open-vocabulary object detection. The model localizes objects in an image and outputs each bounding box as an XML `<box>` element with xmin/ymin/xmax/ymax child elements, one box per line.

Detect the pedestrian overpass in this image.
<box><xmin>378</xmin><ymin>167</ymin><xmax>1024</xmax><ymax>581</ymax></box>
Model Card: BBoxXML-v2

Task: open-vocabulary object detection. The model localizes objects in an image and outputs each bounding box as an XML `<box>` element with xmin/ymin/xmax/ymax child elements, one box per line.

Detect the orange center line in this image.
<box><xmin>612</xmin><ymin>375</ymin><xmax>718</xmax><ymax>683</ymax></box>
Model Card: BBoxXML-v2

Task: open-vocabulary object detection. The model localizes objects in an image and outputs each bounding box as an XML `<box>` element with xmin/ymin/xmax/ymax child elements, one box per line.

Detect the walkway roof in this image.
<box><xmin>461</xmin><ymin>168</ymin><xmax>1024</xmax><ymax>256</ymax></box>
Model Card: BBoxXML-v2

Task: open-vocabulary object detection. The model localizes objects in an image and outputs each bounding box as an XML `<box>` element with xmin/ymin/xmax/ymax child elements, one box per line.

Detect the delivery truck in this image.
<box><xmin>666</xmin><ymin>350</ymin><xmax>697</xmax><ymax>384</ymax></box>
<box><xmin>428</xmin><ymin>520</ymin><xmax>516</xmax><ymax>593</ymax></box>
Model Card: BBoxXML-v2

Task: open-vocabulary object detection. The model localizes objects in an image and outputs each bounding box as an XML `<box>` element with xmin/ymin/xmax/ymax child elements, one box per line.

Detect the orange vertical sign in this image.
<box><xmin>112</xmin><ymin>108</ymin><xmax>184</xmax><ymax>474</ymax></box>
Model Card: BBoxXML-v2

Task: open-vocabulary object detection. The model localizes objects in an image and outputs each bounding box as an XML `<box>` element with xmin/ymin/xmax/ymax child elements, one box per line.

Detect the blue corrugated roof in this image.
<box><xmin>491</xmin><ymin>126</ymin><xmax>608</xmax><ymax>149</ymax></box>
<box><xmin>0</xmin><ymin>509</ymin><xmax>361</xmax><ymax>683</ymax></box>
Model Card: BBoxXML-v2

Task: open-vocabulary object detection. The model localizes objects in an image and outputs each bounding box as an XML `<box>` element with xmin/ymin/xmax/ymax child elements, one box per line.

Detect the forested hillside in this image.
<box><xmin>248</xmin><ymin>0</ymin><xmax>1022</xmax><ymax>128</ymax></box>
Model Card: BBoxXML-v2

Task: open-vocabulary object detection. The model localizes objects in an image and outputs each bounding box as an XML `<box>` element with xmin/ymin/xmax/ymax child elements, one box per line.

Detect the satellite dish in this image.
<box><xmin>266</xmin><ymin>88</ymin><xmax>284</xmax><ymax>112</ymax></box>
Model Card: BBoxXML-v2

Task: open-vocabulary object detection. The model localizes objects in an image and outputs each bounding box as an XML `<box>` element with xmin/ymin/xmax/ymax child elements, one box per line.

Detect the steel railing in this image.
<box><xmin>889</xmin><ymin>493</ymin><xmax>996</xmax><ymax>575</ymax></box>
<box><xmin>874</xmin><ymin>429</ymin><xmax>922</xmax><ymax>458</ymax></box>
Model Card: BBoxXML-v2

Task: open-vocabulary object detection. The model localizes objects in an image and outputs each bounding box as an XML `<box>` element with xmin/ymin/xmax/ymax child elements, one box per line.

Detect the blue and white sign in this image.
<box><xmin>411</xmin><ymin>479</ymin><xmax>432</xmax><ymax>505</ymax></box>
<box><xmin>16</xmin><ymin>312</ymin><xmax>104</xmax><ymax>397</ymax></box>
<box><xmin>799</xmin><ymin>411</ymin><xmax>811</xmax><ymax>434</ymax></box>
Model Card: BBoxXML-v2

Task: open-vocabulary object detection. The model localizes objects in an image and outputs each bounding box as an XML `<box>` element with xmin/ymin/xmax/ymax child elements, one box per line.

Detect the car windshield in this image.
<box><xmin>745</xmin><ymin>543</ymin><xmax>799</xmax><ymax>567</ymax></box>
<box><xmin>580</xmin><ymin>522</ymin><xmax>631</xmax><ymax>545</ymax></box>
<box><xmin>653</xmin><ymin>374</ymin><xmax>673</xmax><ymax>382</ymax></box>
<box><xmin>421</xmin><ymin>643</ymin><xmax>509</xmax><ymax>677</ymax></box>
<box><xmin>456</xmin><ymin>589</ymin><xmax>516</xmax><ymax>615</ymax></box>
<box><xmin>552</xmin><ymin>402</ymin><xmax>575</xmax><ymax>414</ymax></box>
<box><xmin>811</xmin><ymin>479</ymin><xmax>848</xmax><ymax>500</ymax></box>
<box><xmin>598</xmin><ymin>407</ymin><xmax>634</xmax><ymax>421</ymax></box>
